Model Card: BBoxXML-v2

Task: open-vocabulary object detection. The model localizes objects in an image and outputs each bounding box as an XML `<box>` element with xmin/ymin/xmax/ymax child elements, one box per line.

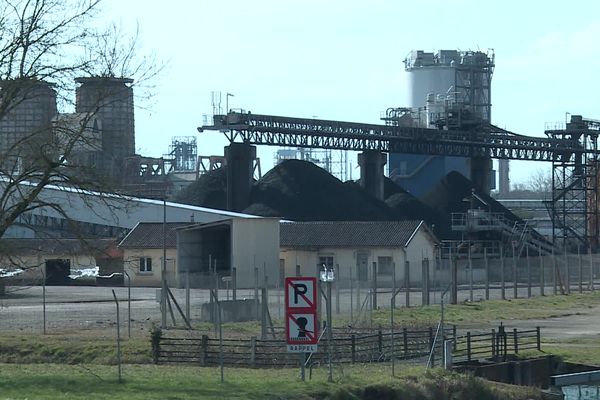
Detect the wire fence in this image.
<box><xmin>1</xmin><ymin>251</ymin><xmax>599</xmax><ymax>334</ymax></box>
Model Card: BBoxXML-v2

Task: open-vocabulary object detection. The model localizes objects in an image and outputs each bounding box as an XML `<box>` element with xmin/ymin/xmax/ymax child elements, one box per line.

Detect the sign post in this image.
<box><xmin>285</xmin><ymin>277</ymin><xmax>318</xmax><ymax>380</ymax></box>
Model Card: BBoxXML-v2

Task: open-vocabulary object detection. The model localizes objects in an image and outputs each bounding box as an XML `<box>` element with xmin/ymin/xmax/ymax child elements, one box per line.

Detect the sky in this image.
<box><xmin>101</xmin><ymin>0</ymin><xmax>600</xmax><ymax>187</ymax></box>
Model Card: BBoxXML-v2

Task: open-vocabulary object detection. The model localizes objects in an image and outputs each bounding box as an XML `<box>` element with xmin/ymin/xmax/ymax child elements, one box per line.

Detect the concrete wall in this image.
<box><xmin>123</xmin><ymin>248</ymin><xmax>177</xmax><ymax>287</ymax></box>
<box><xmin>405</xmin><ymin>225</ymin><xmax>438</xmax><ymax>285</ymax></box>
<box><xmin>279</xmin><ymin>224</ymin><xmax>438</xmax><ymax>288</ymax></box>
<box><xmin>231</xmin><ymin>218</ymin><xmax>280</xmax><ymax>288</ymax></box>
<box><xmin>0</xmin><ymin>252</ymin><xmax>98</xmax><ymax>283</ymax></box>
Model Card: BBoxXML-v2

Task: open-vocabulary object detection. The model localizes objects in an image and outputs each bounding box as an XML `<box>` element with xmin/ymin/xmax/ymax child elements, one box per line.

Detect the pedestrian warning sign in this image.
<box><xmin>286</xmin><ymin>312</ymin><xmax>318</xmax><ymax>347</ymax></box>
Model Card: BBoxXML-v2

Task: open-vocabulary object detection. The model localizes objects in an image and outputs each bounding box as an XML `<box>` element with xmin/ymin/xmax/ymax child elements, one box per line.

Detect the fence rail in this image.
<box><xmin>152</xmin><ymin>326</ymin><xmax>541</xmax><ymax>368</ymax></box>
<box><xmin>453</xmin><ymin>327</ymin><xmax>540</xmax><ymax>362</ymax></box>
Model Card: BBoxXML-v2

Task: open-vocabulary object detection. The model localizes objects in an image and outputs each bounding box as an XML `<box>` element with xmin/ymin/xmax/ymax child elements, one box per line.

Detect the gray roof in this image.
<box><xmin>118</xmin><ymin>222</ymin><xmax>191</xmax><ymax>249</ymax></box>
<box><xmin>280</xmin><ymin>220</ymin><xmax>426</xmax><ymax>248</ymax></box>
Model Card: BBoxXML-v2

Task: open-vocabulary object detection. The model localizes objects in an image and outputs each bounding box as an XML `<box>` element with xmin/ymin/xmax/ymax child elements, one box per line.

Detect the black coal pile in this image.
<box><xmin>173</xmin><ymin>159</ymin><xmax>442</xmax><ymax>228</ymax></box>
<box><xmin>243</xmin><ymin>160</ymin><xmax>395</xmax><ymax>221</ymax></box>
<box><xmin>384</xmin><ymin>178</ymin><xmax>443</xmax><ymax>224</ymax></box>
<box><xmin>174</xmin><ymin>167</ymin><xmax>227</xmax><ymax>210</ymax></box>
<box><xmin>421</xmin><ymin>171</ymin><xmax>525</xmax><ymax>239</ymax></box>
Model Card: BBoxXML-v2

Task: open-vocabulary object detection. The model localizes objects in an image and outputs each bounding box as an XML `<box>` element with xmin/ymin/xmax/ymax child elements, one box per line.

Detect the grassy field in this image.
<box><xmin>370</xmin><ymin>291</ymin><xmax>600</xmax><ymax>328</ymax></box>
<box><xmin>0</xmin><ymin>363</ymin><xmax>542</xmax><ymax>400</ymax></box>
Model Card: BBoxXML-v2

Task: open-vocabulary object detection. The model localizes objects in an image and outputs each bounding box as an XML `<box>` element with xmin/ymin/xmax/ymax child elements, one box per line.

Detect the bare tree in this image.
<box><xmin>0</xmin><ymin>0</ymin><xmax>160</xmax><ymax>273</ymax></box>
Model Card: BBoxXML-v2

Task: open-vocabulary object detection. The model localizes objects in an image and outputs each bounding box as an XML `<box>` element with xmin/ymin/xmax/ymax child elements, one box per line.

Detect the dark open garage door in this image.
<box><xmin>45</xmin><ymin>259</ymin><xmax>71</xmax><ymax>285</ymax></box>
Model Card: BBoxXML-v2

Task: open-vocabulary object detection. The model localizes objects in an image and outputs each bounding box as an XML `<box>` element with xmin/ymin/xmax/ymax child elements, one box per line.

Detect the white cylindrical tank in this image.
<box><xmin>404</xmin><ymin>50</ymin><xmax>459</xmax><ymax>108</ymax></box>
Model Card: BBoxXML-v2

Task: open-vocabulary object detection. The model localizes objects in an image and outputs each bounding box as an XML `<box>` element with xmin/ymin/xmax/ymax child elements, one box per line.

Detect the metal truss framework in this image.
<box><xmin>546</xmin><ymin>118</ymin><xmax>600</xmax><ymax>251</ymax></box>
<box><xmin>202</xmin><ymin>112</ymin><xmax>600</xmax><ymax>249</ymax></box>
<box><xmin>204</xmin><ymin>112</ymin><xmax>589</xmax><ymax>162</ymax></box>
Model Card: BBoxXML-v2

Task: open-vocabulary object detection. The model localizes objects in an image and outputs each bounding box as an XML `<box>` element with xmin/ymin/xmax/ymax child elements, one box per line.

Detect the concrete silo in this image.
<box><xmin>75</xmin><ymin>77</ymin><xmax>135</xmax><ymax>179</ymax></box>
<box><xmin>0</xmin><ymin>80</ymin><xmax>57</xmax><ymax>167</ymax></box>
<box><xmin>389</xmin><ymin>49</ymin><xmax>494</xmax><ymax>196</ymax></box>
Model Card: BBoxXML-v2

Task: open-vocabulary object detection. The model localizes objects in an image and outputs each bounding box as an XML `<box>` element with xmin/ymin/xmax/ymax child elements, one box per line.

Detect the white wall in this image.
<box><xmin>123</xmin><ymin>248</ymin><xmax>177</xmax><ymax>287</ymax></box>
<box><xmin>231</xmin><ymin>218</ymin><xmax>280</xmax><ymax>288</ymax></box>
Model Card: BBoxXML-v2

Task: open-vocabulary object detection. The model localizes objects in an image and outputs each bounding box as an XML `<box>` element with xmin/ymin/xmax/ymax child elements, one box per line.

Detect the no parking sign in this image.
<box><xmin>285</xmin><ymin>277</ymin><xmax>318</xmax><ymax>352</ymax></box>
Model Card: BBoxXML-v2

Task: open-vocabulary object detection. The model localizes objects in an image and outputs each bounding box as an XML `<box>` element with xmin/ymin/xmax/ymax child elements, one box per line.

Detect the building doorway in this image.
<box><xmin>45</xmin><ymin>259</ymin><xmax>71</xmax><ymax>285</ymax></box>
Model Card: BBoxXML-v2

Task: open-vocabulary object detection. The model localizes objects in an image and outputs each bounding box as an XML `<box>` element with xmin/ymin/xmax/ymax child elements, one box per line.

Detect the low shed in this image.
<box><xmin>177</xmin><ymin>217</ymin><xmax>280</xmax><ymax>288</ymax></box>
<box><xmin>279</xmin><ymin>220</ymin><xmax>438</xmax><ymax>287</ymax></box>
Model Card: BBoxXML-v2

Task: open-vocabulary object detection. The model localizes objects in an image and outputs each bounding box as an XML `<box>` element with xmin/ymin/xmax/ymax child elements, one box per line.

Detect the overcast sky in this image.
<box><xmin>102</xmin><ymin>0</ymin><xmax>600</xmax><ymax>186</ymax></box>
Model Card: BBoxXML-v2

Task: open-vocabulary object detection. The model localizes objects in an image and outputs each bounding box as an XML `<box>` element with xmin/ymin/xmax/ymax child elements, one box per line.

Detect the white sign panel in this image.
<box><xmin>287</xmin><ymin>344</ymin><xmax>318</xmax><ymax>353</ymax></box>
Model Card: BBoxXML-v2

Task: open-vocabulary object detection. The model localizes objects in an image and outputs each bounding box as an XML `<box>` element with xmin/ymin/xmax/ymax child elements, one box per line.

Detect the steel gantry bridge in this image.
<box><xmin>201</xmin><ymin>111</ymin><xmax>600</xmax><ymax>250</ymax></box>
<box><xmin>203</xmin><ymin>112</ymin><xmax>587</xmax><ymax>161</ymax></box>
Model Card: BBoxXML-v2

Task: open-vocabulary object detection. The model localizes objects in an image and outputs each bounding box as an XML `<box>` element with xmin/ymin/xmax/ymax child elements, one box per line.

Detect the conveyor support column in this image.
<box><xmin>224</xmin><ymin>142</ymin><xmax>256</xmax><ymax>212</ymax></box>
<box><xmin>358</xmin><ymin>150</ymin><xmax>387</xmax><ymax>200</ymax></box>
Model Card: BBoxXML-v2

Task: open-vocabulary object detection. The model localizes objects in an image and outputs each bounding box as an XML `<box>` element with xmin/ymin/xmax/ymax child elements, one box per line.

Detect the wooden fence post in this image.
<box><xmin>378</xmin><ymin>330</ymin><xmax>383</xmax><ymax>355</ymax></box>
<box><xmin>536</xmin><ymin>327</ymin><xmax>541</xmax><ymax>351</ymax></box>
<box><xmin>250</xmin><ymin>336</ymin><xmax>256</xmax><ymax>368</ymax></box>
<box><xmin>351</xmin><ymin>334</ymin><xmax>356</xmax><ymax>364</ymax></box>
<box><xmin>403</xmin><ymin>328</ymin><xmax>408</xmax><ymax>359</ymax></box>
<box><xmin>200</xmin><ymin>335</ymin><xmax>209</xmax><ymax>366</ymax></box>
<box><xmin>513</xmin><ymin>328</ymin><xmax>519</xmax><ymax>354</ymax></box>
<box><xmin>491</xmin><ymin>329</ymin><xmax>496</xmax><ymax>358</ymax></box>
<box><xmin>466</xmin><ymin>332</ymin><xmax>471</xmax><ymax>361</ymax></box>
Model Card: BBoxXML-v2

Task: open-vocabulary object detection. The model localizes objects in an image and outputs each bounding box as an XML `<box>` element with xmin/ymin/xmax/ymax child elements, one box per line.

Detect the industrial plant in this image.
<box><xmin>1</xmin><ymin>49</ymin><xmax>599</xmax><ymax>295</ymax></box>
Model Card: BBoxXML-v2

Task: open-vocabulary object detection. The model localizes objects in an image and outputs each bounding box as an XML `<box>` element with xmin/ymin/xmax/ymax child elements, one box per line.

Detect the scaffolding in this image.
<box><xmin>545</xmin><ymin>115</ymin><xmax>600</xmax><ymax>251</ymax></box>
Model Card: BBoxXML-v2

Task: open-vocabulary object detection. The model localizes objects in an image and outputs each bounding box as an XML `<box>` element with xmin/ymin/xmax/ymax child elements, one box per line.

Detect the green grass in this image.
<box><xmin>540</xmin><ymin>337</ymin><xmax>600</xmax><ymax>366</ymax></box>
<box><xmin>0</xmin><ymin>332</ymin><xmax>151</xmax><ymax>364</ymax></box>
<box><xmin>368</xmin><ymin>291</ymin><xmax>600</xmax><ymax>329</ymax></box>
<box><xmin>0</xmin><ymin>363</ymin><xmax>542</xmax><ymax>400</ymax></box>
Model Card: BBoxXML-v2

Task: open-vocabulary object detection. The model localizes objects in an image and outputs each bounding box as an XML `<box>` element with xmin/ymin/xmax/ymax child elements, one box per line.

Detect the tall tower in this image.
<box><xmin>389</xmin><ymin>49</ymin><xmax>494</xmax><ymax>196</ymax></box>
<box><xmin>0</xmin><ymin>80</ymin><xmax>57</xmax><ymax>169</ymax></box>
<box><xmin>75</xmin><ymin>77</ymin><xmax>135</xmax><ymax>179</ymax></box>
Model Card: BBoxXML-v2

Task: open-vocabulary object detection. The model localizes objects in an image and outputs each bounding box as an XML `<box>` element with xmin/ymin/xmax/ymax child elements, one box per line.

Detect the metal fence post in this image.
<box><xmin>484</xmin><ymin>248</ymin><xmax>489</xmax><ymax>301</ymax></box>
<box><xmin>501</xmin><ymin>247</ymin><xmax>506</xmax><ymax>300</ymax></box>
<box><xmin>513</xmin><ymin>244</ymin><xmax>518</xmax><ymax>299</ymax></box>
<box><xmin>422</xmin><ymin>258</ymin><xmax>430</xmax><ymax>306</ymax></box>
<box><xmin>513</xmin><ymin>328</ymin><xmax>519</xmax><ymax>354</ymax></box>
<box><xmin>552</xmin><ymin>248</ymin><xmax>557</xmax><ymax>295</ymax></box>
<box><xmin>405</xmin><ymin>260</ymin><xmax>410</xmax><ymax>308</ymax></box>
<box><xmin>372</xmin><ymin>262</ymin><xmax>378</xmax><ymax>310</ymax></box>
<box><xmin>539</xmin><ymin>244</ymin><xmax>545</xmax><ymax>296</ymax></box>
<box><xmin>526</xmin><ymin>246</ymin><xmax>532</xmax><ymax>298</ymax></box>
<box><xmin>111</xmin><ymin>290</ymin><xmax>122</xmax><ymax>383</ymax></box>
<box><xmin>579</xmin><ymin>246</ymin><xmax>583</xmax><ymax>294</ymax></box>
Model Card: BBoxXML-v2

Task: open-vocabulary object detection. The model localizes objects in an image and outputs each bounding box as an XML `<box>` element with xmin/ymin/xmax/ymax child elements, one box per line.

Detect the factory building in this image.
<box><xmin>387</xmin><ymin>49</ymin><xmax>496</xmax><ymax>196</ymax></box>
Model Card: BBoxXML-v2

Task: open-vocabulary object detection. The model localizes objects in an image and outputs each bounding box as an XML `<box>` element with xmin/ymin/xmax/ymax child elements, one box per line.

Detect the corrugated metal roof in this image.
<box><xmin>280</xmin><ymin>220</ymin><xmax>424</xmax><ymax>248</ymax></box>
<box><xmin>118</xmin><ymin>222</ymin><xmax>191</xmax><ymax>249</ymax></box>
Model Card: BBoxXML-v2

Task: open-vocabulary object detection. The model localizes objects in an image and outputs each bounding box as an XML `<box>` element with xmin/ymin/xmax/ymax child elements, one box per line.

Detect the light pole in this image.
<box><xmin>320</xmin><ymin>264</ymin><xmax>335</xmax><ymax>383</ymax></box>
<box><xmin>161</xmin><ymin>196</ymin><xmax>167</xmax><ymax>329</ymax></box>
